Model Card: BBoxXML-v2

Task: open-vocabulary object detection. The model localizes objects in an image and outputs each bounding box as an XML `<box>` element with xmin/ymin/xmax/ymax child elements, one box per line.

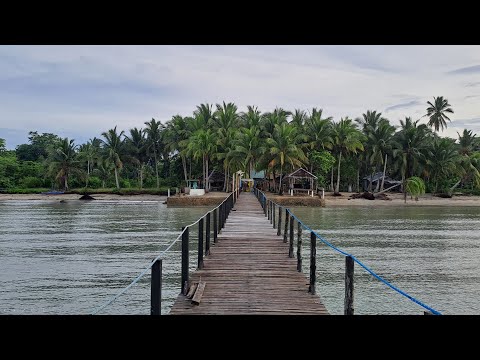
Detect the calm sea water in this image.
<box><xmin>290</xmin><ymin>205</ymin><xmax>480</xmax><ymax>315</ymax></box>
<box><xmin>0</xmin><ymin>200</ymin><xmax>210</xmax><ymax>315</ymax></box>
<box><xmin>1</xmin><ymin>200</ymin><xmax>478</xmax><ymax>315</ymax></box>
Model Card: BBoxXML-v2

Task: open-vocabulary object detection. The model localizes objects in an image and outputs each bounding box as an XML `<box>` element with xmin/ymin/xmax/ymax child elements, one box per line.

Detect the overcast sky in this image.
<box><xmin>1</xmin><ymin>45</ymin><xmax>479</xmax><ymax>149</ymax></box>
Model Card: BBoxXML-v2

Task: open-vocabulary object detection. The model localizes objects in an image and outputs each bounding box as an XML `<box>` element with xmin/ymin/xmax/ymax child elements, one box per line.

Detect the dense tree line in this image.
<box><xmin>1</xmin><ymin>96</ymin><xmax>480</xmax><ymax>196</ymax></box>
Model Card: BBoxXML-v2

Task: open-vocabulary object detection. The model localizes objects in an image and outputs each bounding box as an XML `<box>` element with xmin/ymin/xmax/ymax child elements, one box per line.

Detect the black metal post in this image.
<box><xmin>213</xmin><ymin>208</ymin><xmax>218</xmax><ymax>243</ymax></box>
<box><xmin>344</xmin><ymin>256</ymin><xmax>354</xmax><ymax>315</ymax></box>
<box><xmin>297</xmin><ymin>221</ymin><xmax>302</xmax><ymax>272</ymax></box>
<box><xmin>289</xmin><ymin>216</ymin><xmax>294</xmax><ymax>258</ymax></box>
<box><xmin>284</xmin><ymin>210</ymin><xmax>289</xmax><ymax>243</ymax></box>
<box><xmin>198</xmin><ymin>218</ymin><xmax>204</xmax><ymax>269</ymax></box>
<box><xmin>206</xmin><ymin>212</ymin><xmax>211</xmax><ymax>255</ymax></box>
<box><xmin>181</xmin><ymin>226</ymin><xmax>189</xmax><ymax>295</ymax></box>
<box><xmin>309</xmin><ymin>232</ymin><xmax>316</xmax><ymax>295</ymax></box>
<box><xmin>277</xmin><ymin>206</ymin><xmax>282</xmax><ymax>236</ymax></box>
<box><xmin>151</xmin><ymin>258</ymin><xmax>162</xmax><ymax>315</ymax></box>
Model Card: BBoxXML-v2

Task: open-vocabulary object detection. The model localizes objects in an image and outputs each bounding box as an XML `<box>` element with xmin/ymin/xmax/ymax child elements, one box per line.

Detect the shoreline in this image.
<box><xmin>1</xmin><ymin>191</ymin><xmax>480</xmax><ymax>207</ymax></box>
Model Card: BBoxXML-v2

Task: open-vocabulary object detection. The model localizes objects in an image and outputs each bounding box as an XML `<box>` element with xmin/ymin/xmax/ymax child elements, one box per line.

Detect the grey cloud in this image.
<box><xmin>448</xmin><ymin>65</ymin><xmax>480</xmax><ymax>75</ymax></box>
<box><xmin>465</xmin><ymin>81</ymin><xmax>480</xmax><ymax>87</ymax></box>
<box><xmin>464</xmin><ymin>95</ymin><xmax>480</xmax><ymax>99</ymax></box>
<box><xmin>384</xmin><ymin>100</ymin><xmax>422</xmax><ymax>112</ymax></box>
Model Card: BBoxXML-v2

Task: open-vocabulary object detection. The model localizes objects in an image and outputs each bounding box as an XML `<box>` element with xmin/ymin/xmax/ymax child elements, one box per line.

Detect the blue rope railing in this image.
<box><xmin>255</xmin><ymin>189</ymin><xmax>442</xmax><ymax>315</ymax></box>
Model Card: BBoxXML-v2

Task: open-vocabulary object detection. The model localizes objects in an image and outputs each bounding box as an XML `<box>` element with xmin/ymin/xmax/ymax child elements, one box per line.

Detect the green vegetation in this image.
<box><xmin>1</xmin><ymin>96</ymin><xmax>480</xmax><ymax>198</ymax></box>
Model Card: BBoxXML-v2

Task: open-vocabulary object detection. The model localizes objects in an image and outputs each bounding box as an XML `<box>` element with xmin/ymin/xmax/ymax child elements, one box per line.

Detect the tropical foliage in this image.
<box><xmin>2</xmin><ymin>96</ymin><xmax>480</xmax><ymax>198</ymax></box>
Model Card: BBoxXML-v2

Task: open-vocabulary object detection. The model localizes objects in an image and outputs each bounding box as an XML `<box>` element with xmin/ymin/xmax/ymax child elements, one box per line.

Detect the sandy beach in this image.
<box><xmin>1</xmin><ymin>191</ymin><xmax>480</xmax><ymax>207</ymax></box>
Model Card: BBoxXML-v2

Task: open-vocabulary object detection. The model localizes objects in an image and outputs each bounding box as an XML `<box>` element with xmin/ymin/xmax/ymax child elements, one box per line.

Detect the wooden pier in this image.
<box><xmin>170</xmin><ymin>192</ymin><xmax>329</xmax><ymax>315</ymax></box>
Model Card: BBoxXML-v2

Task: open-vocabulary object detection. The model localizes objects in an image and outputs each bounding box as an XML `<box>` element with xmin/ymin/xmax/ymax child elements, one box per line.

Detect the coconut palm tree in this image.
<box><xmin>187</xmin><ymin>129</ymin><xmax>217</xmax><ymax>192</ymax></box>
<box><xmin>229</xmin><ymin>127</ymin><xmax>261</xmax><ymax>178</ymax></box>
<box><xmin>367</xmin><ymin>119</ymin><xmax>396</xmax><ymax>191</ymax></box>
<box><xmin>48</xmin><ymin>137</ymin><xmax>83</xmax><ymax>191</ymax></box>
<box><xmin>125</xmin><ymin>127</ymin><xmax>147</xmax><ymax>189</ymax></box>
<box><xmin>393</xmin><ymin>117</ymin><xmax>432</xmax><ymax>201</ymax></box>
<box><xmin>164</xmin><ymin>115</ymin><xmax>190</xmax><ymax>183</ymax></box>
<box><xmin>425</xmin><ymin>96</ymin><xmax>454</xmax><ymax>132</ymax></box>
<box><xmin>457</xmin><ymin>129</ymin><xmax>476</xmax><ymax>155</ymax></box>
<box><xmin>265</xmin><ymin>123</ymin><xmax>308</xmax><ymax>195</ymax></box>
<box><xmin>239</xmin><ymin>105</ymin><xmax>262</xmax><ymax>130</ymax></box>
<box><xmin>94</xmin><ymin>157</ymin><xmax>115</xmax><ymax>188</ymax></box>
<box><xmin>331</xmin><ymin>118</ymin><xmax>364</xmax><ymax>194</ymax></box>
<box><xmin>290</xmin><ymin>109</ymin><xmax>307</xmax><ymax>129</ymax></box>
<box><xmin>78</xmin><ymin>137</ymin><xmax>101</xmax><ymax>187</ymax></box>
<box><xmin>404</xmin><ymin>176</ymin><xmax>426</xmax><ymax>203</ymax></box>
<box><xmin>426</xmin><ymin>137</ymin><xmax>462</xmax><ymax>193</ymax></box>
<box><xmin>144</xmin><ymin>118</ymin><xmax>163</xmax><ymax>189</ymax></box>
<box><xmin>101</xmin><ymin>126</ymin><xmax>125</xmax><ymax>189</ymax></box>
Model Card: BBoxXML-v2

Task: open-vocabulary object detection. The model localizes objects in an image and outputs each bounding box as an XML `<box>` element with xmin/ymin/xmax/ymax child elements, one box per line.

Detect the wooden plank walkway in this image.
<box><xmin>170</xmin><ymin>192</ymin><xmax>329</xmax><ymax>315</ymax></box>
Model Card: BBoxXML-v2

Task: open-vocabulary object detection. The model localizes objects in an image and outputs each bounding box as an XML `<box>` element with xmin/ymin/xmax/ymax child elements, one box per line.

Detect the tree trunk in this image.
<box><xmin>356</xmin><ymin>167</ymin><xmax>360</xmax><ymax>192</ymax></box>
<box><xmin>114</xmin><ymin>167</ymin><xmax>120</xmax><ymax>189</ymax></box>
<box><xmin>102</xmin><ymin>179</ymin><xmax>105</xmax><ymax>188</ymax></box>
<box><xmin>279</xmin><ymin>165</ymin><xmax>283</xmax><ymax>195</ymax></box>
<box><xmin>368</xmin><ymin>171</ymin><xmax>374</xmax><ymax>192</ymax></box>
<box><xmin>202</xmin><ymin>154</ymin><xmax>205</xmax><ymax>190</ymax></box>
<box><xmin>335</xmin><ymin>152</ymin><xmax>342</xmax><ymax>193</ymax></box>
<box><xmin>154</xmin><ymin>149</ymin><xmax>159</xmax><ymax>189</ymax></box>
<box><xmin>330</xmin><ymin>167</ymin><xmax>334</xmax><ymax>192</ymax></box>
<box><xmin>380</xmin><ymin>154</ymin><xmax>387</xmax><ymax>192</ymax></box>
<box><xmin>65</xmin><ymin>176</ymin><xmax>68</xmax><ymax>191</ymax></box>
<box><xmin>449</xmin><ymin>178</ymin><xmax>462</xmax><ymax>195</ymax></box>
<box><xmin>182</xmin><ymin>155</ymin><xmax>188</xmax><ymax>183</ymax></box>
<box><xmin>86</xmin><ymin>160</ymin><xmax>90</xmax><ymax>187</ymax></box>
<box><xmin>189</xmin><ymin>157</ymin><xmax>192</xmax><ymax>179</ymax></box>
<box><xmin>140</xmin><ymin>165</ymin><xmax>143</xmax><ymax>189</ymax></box>
<box><xmin>205</xmin><ymin>155</ymin><xmax>209</xmax><ymax>193</ymax></box>
<box><xmin>272</xmin><ymin>169</ymin><xmax>276</xmax><ymax>193</ymax></box>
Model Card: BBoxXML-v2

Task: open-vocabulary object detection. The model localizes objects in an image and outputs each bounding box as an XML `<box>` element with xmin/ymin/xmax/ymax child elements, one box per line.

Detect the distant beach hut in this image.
<box><xmin>284</xmin><ymin>168</ymin><xmax>318</xmax><ymax>197</ymax></box>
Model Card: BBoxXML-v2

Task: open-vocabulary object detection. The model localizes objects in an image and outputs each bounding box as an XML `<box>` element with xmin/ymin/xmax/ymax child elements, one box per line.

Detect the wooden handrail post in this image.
<box><xmin>277</xmin><ymin>206</ymin><xmax>282</xmax><ymax>236</ymax></box>
<box><xmin>344</xmin><ymin>255</ymin><xmax>354</xmax><ymax>315</ymax></box>
<box><xmin>206</xmin><ymin>212</ymin><xmax>211</xmax><ymax>255</ymax></box>
<box><xmin>213</xmin><ymin>208</ymin><xmax>218</xmax><ymax>243</ymax></box>
<box><xmin>272</xmin><ymin>203</ymin><xmax>276</xmax><ymax>228</ymax></box>
<box><xmin>151</xmin><ymin>258</ymin><xmax>162</xmax><ymax>315</ymax></box>
<box><xmin>267</xmin><ymin>200</ymin><xmax>270</xmax><ymax>220</ymax></box>
<box><xmin>181</xmin><ymin>226</ymin><xmax>189</xmax><ymax>295</ymax></box>
<box><xmin>309</xmin><ymin>232</ymin><xmax>316</xmax><ymax>295</ymax></box>
<box><xmin>289</xmin><ymin>216</ymin><xmax>294</xmax><ymax>258</ymax></box>
<box><xmin>284</xmin><ymin>210</ymin><xmax>289</xmax><ymax>243</ymax></box>
<box><xmin>297</xmin><ymin>221</ymin><xmax>302</xmax><ymax>272</ymax></box>
<box><xmin>198</xmin><ymin>218</ymin><xmax>204</xmax><ymax>269</ymax></box>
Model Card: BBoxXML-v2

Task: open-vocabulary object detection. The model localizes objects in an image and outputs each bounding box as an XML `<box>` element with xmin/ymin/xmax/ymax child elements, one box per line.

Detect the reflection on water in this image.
<box><xmin>0</xmin><ymin>200</ymin><xmax>211</xmax><ymax>315</ymax></box>
<box><xmin>290</xmin><ymin>206</ymin><xmax>480</xmax><ymax>315</ymax></box>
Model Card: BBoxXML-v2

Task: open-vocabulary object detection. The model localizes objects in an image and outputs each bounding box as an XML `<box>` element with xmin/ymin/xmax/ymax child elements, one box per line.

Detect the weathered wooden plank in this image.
<box><xmin>191</xmin><ymin>282</ymin><xmax>206</xmax><ymax>305</ymax></box>
<box><xmin>170</xmin><ymin>192</ymin><xmax>328</xmax><ymax>315</ymax></box>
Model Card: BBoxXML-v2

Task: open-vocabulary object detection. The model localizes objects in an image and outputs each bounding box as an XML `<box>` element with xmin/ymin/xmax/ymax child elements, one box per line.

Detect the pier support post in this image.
<box><xmin>297</xmin><ymin>221</ymin><xmax>302</xmax><ymax>272</ymax></box>
<box><xmin>213</xmin><ymin>208</ymin><xmax>218</xmax><ymax>243</ymax></box>
<box><xmin>277</xmin><ymin>206</ymin><xmax>282</xmax><ymax>236</ymax></box>
<box><xmin>284</xmin><ymin>210</ymin><xmax>289</xmax><ymax>243</ymax></box>
<box><xmin>289</xmin><ymin>216</ymin><xmax>294</xmax><ymax>258</ymax></box>
<box><xmin>206</xmin><ymin>213</ymin><xmax>211</xmax><ymax>255</ymax></box>
<box><xmin>181</xmin><ymin>226</ymin><xmax>189</xmax><ymax>295</ymax></box>
<box><xmin>151</xmin><ymin>259</ymin><xmax>162</xmax><ymax>315</ymax></box>
<box><xmin>344</xmin><ymin>255</ymin><xmax>354</xmax><ymax>315</ymax></box>
<box><xmin>198</xmin><ymin>218</ymin><xmax>204</xmax><ymax>269</ymax></box>
<box><xmin>309</xmin><ymin>232</ymin><xmax>316</xmax><ymax>295</ymax></box>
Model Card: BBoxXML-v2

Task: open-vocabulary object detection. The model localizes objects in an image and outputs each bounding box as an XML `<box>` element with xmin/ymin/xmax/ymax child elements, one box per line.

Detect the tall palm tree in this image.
<box><xmin>144</xmin><ymin>118</ymin><xmax>163</xmax><ymax>188</ymax></box>
<box><xmin>426</xmin><ymin>137</ymin><xmax>461</xmax><ymax>193</ymax></box>
<box><xmin>94</xmin><ymin>157</ymin><xmax>115</xmax><ymax>188</ymax></box>
<box><xmin>48</xmin><ymin>138</ymin><xmax>83</xmax><ymax>191</ymax></box>
<box><xmin>265</xmin><ymin>123</ymin><xmax>308</xmax><ymax>195</ymax></box>
<box><xmin>187</xmin><ymin>129</ymin><xmax>217</xmax><ymax>192</ymax></box>
<box><xmin>125</xmin><ymin>127</ymin><xmax>147</xmax><ymax>189</ymax></box>
<box><xmin>458</xmin><ymin>129</ymin><xmax>476</xmax><ymax>155</ymax></box>
<box><xmin>101</xmin><ymin>126</ymin><xmax>125</xmax><ymax>189</ymax></box>
<box><xmin>425</xmin><ymin>96</ymin><xmax>454</xmax><ymax>132</ymax></box>
<box><xmin>392</xmin><ymin>117</ymin><xmax>432</xmax><ymax>201</ymax></box>
<box><xmin>355</xmin><ymin>110</ymin><xmax>384</xmax><ymax>133</ymax></box>
<box><xmin>229</xmin><ymin>127</ymin><xmax>261</xmax><ymax>178</ymax></box>
<box><xmin>290</xmin><ymin>109</ymin><xmax>307</xmax><ymax>129</ymax></box>
<box><xmin>367</xmin><ymin>119</ymin><xmax>396</xmax><ymax>191</ymax></box>
<box><xmin>331</xmin><ymin>117</ymin><xmax>364</xmax><ymax>194</ymax></box>
<box><xmin>0</xmin><ymin>138</ymin><xmax>5</xmax><ymax>152</ymax></box>
<box><xmin>78</xmin><ymin>137</ymin><xmax>101</xmax><ymax>187</ymax></box>
<box><xmin>164</xmin><ymin>115</ymin><xmax>190</xmax><ymax>183</ymax></box>
<box><xmin>239</xmin><ymin>105</ymin><xmax>262</xmax><ymax>129</ymax></box>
